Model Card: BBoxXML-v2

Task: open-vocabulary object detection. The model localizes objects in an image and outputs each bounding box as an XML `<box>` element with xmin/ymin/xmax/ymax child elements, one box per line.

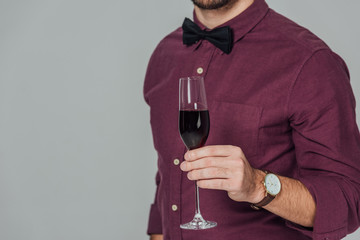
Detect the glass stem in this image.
<box><xmin>195</xmin><ymin>181</ymin><xmax>202</xmax><ymax>217</ymax></box>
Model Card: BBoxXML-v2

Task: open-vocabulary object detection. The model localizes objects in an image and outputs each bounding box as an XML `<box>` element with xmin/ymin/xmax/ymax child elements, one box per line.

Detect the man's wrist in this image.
<box><xmin>250</xmin><ymin>169</ymin><xmax>267</xmax><ymax>204</ymax></box>
<box><xmin>150</xmin><ymin>234</ymin><xmax>163</xmax><ymax>240</ymax></box>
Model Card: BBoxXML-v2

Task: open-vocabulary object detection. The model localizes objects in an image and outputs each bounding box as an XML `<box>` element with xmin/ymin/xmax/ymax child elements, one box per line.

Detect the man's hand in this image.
<box><xmin>150</xmin><ymin>234</ymin><xmax>163</xmax><ymax>240</ymax></box>
<box><xmin>180</xmin><ymin>145</ymin><xmax>265</xmax><ymax>203</ymax></box>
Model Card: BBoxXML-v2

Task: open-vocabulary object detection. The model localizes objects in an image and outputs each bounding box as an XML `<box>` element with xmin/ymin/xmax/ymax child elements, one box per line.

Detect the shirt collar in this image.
<box><xmin>191</xmin><ymin>0</ymin><xmax>269</xmax><ymax>51</ymax></box>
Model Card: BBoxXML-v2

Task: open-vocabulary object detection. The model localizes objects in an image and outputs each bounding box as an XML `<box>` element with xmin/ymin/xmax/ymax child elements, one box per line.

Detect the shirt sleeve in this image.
<box><xmin>147</xmin><ymin>171</ymin><xmax>163</xmax><ymax>235</ymax></box>
<box><xmin>144</xmin><ymin>44</ymin><xmax>164</xmax><ymax>235</ymax></box>
<box><xmin>287</xmin><ymin>49</ymin><xmax>360</xmax><ymax>239</ymax></box>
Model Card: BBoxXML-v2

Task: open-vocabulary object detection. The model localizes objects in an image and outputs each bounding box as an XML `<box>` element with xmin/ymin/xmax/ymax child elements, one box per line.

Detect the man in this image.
<box><xmin>143</xmin><ymin>0</ymin><xmax>360</xmax><ymax>239</ymax></box>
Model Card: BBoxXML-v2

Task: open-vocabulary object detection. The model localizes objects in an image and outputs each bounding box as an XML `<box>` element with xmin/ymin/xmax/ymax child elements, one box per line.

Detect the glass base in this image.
<box><xmin>180</xmin><ymin>213</ymin><xmax>217</xmax><ymax>230</ymax></box>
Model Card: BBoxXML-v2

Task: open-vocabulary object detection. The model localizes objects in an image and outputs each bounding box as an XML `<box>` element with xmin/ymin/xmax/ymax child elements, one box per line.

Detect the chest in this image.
<box><xmin>146</xmin><ymin>40</ymin><xmax>298</xmax><ymax>161</ymax></box>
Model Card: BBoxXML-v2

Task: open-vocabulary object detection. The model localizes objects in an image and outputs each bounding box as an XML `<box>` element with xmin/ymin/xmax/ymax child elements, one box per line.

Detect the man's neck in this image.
<box><xmin>194</xmin><ymin>0</ymin><xmax>254</xmax><ymax>29</ymax></box>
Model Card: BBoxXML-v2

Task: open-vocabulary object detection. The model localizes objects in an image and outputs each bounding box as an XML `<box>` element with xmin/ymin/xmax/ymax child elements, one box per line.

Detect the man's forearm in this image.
<box><xmin>261</xmin><ymin>173</ymin><xmax>316</xmax><ymax>227</ymax></box>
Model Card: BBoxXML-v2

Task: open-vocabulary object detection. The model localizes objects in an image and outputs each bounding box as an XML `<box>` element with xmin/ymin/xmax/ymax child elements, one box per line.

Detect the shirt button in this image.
<box><xmin>172</xmin><ymin>204</ymin><xmax>178</xmax><ymax>211</ymax></box>
<box><xmin>197</xmin><ymin>67</ymin><xmax>204</xmax><ymax>74</ymax></box>
<box><xmin>173</xmin><ymin>158</ymin><xmax>180</xmax><ymax>166</ymax></box>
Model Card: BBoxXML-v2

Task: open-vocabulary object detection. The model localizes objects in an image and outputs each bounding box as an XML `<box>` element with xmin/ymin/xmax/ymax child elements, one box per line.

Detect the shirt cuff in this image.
<box><xmin>147</xmin><ymin>203</ymin><xmax>163</xmax><ymax>235</ymax></box>
<box><xmin>286</xmin><ymin>175</ymin><xmax>348</xmax><ymax>239</ymax></box>
<box><xmin>286</xmin><ymin>221</ymin><xmax>347</xmax><ymax>240</ymax></box>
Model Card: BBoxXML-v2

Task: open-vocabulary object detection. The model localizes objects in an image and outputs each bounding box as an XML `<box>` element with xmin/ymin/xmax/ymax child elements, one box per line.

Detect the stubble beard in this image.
<box><xmin>191</xmin><ymin>0</ymin><xmax>236</xmax><ymax>10</ymax></box>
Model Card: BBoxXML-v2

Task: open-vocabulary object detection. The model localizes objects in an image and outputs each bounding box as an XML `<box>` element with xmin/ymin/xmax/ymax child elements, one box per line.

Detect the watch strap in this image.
<box><xmin>250</xmin><ymin>193</ymin><xmax>275</xmax><ymax>210</ymax></box>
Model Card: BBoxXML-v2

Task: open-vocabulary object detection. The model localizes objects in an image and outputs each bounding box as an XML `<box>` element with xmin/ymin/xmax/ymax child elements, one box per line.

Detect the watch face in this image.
<box><xmin>264</xmin><ymin>173</ymin><xmax>281</xmax><ymax>196</ymax></box>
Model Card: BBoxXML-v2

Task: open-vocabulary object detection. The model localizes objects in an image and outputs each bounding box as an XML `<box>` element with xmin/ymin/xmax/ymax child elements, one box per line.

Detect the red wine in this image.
<box><xmin>179</xmin><ymin>110</ymin><xmax>210</xmax><ymax>150</ymax></box>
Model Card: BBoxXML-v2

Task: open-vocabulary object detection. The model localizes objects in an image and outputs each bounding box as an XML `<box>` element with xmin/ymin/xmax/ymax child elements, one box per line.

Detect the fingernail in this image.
<box><xmin>187</xmin><ymin>172</ymin><xmax>192</xmax><ymax>180</ymax></box>
<box><xmin>180</xmin><ymin>162</ymin><xmax>187</xmax><ymax>171</ymax></box>
<box><xmin>184</xmin><ymin>151</ymin><xmax>191</xmax><ymax>160</ymax></box>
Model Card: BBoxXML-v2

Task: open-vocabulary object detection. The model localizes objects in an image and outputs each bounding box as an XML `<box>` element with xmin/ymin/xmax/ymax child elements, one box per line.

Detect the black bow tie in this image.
<box><xmin>182</xmin><ymin>17</ymin><xmax>233</xmax><ymax>54</ymax></box>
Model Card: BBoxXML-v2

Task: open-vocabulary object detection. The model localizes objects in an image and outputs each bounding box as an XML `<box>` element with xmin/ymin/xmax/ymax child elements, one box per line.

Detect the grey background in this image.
<box><xmin>0</xmin><ymin>0</ymin><xmax>359</xmax><ymax>239</ymax></box>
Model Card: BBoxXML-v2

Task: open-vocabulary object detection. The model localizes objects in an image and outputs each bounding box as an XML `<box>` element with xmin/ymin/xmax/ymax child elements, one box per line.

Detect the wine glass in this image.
<box><xmin>179</xmin><ymin>76</ymin><xmax>217</xmax><ymax>230</ymax></box>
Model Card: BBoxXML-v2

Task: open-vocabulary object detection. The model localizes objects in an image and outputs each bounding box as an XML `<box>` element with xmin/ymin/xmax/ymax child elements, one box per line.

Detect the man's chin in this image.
<box><xmin>191</xmin><ymin>0</ymin><xmax>234</xmax><ymax>10</ymax></box>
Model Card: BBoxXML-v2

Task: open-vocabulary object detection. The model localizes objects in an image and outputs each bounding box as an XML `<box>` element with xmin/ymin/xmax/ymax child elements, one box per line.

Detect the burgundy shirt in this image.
<box><xmin>143</xmin><ymin>0</ymin><xmax>360</xmax><ymax>239</ymax></box>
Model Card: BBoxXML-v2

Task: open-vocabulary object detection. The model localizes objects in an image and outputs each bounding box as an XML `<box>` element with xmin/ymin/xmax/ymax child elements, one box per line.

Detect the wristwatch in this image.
<box><xmin>250</xmin><ymin>170</ymin><xmax>281</xmax><ymax>210</ymax></box>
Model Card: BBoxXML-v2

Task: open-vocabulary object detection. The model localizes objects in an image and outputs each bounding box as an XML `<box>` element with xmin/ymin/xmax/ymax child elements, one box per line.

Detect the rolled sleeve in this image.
<box><xmin>147</xmin><ymin>171</ymin><xmax>163</xmax><ymax>235</ymax></box>
<box><xmin>287</xmin><ymin>49</ymin><xmax>360</xmax><ymax>239</ymax></box>
<box><xmin>286</xmin><ymin>176</ymin><xmax>350</xmax><ymax>239</ymax></box>
<box><xmin>147</xmin><ymin>203</ymin><xmax>163</xmax><ymax>235</ymax></box>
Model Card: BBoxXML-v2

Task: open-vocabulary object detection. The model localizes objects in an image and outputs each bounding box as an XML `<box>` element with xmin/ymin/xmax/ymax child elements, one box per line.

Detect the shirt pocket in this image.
<box><xmin>208</xmin><ymin>101</ymin><xmax>263</xmax><ymax>159</ymax></box>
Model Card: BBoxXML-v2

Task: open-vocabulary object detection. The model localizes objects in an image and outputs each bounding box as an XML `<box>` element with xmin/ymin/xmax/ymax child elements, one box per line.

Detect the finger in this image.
<box><xmin>185</xmin><ymin>145</ymin><xmax>237</xmax><ymax>161</ymax></box>
<box><xmin>187</xmin><ymin>167</ymin><xmax>231</xmax><ymax>181</ymax></box>
<box><xmin>196</xmin><ymin>179</ymin><xmax>231</xmax><ymax>191</ymax></box>
<box><xmin>181</xmin><ymin>156</ymin><xmax>232</xmax><ymax>171</ymax></box>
